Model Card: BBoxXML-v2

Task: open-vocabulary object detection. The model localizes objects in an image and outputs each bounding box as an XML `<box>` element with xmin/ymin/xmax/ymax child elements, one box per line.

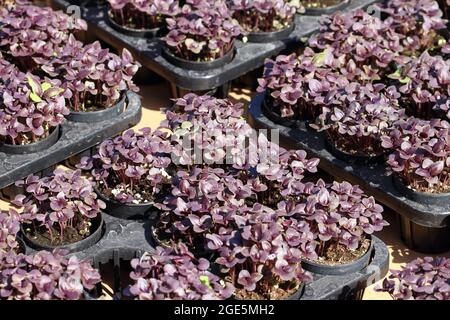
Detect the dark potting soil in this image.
<box><xmin>310</xmin><ymin>237</ymin><xmax>371</xmax><ymax>266</ymax></box>
<box><xmin>234</xmin><ymin>11</ymin><xmax>293</xmax><ymax>33</ymax></box>
<box><xmin>108</xmin><ymin>10</ymin><xmax>162</xmax><ymax>31</ymax></box>
<box><xmin>232</xmin><ymin>279</ymin><xmax>302</xmax><ymax>300</ymax></box>
<box><xmin>72</xmin><ymin>102</ymin><xmax>111</xmax><ymax>113</ymax></box>
<box><xmin>303</xmin><ymin>0</ymin><xmax>344</xmax><ymax>8</ymax></box>
<box><xmin>326</xmin><ymin>134</ymin><xmax>385</xmax><ymax>158</ymax></box>
<box><xmin>398</xmin><ymin>175</ymin><xmax>450</xmax><ymax>194</ymax></box>
<box><xmin>23</xmin><ymin>222</ymin><xmax>94</xmax><ymax>247</ymax></box>
<box><xmin>70</xmin><ymin>94</ymin><xmax>124</xmax><ymax>113</ymax></box>
<box><xmin>97</xmin><ymin>180</ymin><xmax>156</xmax><ymax>205</ymax></box>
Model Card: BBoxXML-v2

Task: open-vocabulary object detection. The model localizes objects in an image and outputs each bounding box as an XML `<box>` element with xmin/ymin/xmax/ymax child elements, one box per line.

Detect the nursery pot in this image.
<box><xmin>324</xmin><ymin>137</ymin><xmax>386</xmax><ymax>165</ymax></box>
<box><xmin>301</xmin><ymin>236</ymin><xmax>374</xmax><ymax>276</ymax></box>
<box><xmin>105</xmin><ymin>6</ymin><xmax>164</xmax><ymax>38</ymax></box>
<box><xmin>150</xmin><ymin>225</ymin><xmax>216</xmax><ymax>260</ymax></box>
<box><xmin>0</xmin><ymin>126</ymin><xmax>60</xmax><ymax>155</ymax></box>
<box><xmin>66</xmin><ymin>94</ymin><xmax>126</xmax><ymax>123</ymax></box>
<box><xmin>169</xmin><ymin>82</ymin><xmax>231</xmax><ymax>99</ymax></box>
<box><xmin>162</xmin><ymin>45</ymin><xmax>235</xmax><ymax>71</ymax></box>
<box><xmin>0</xmin><ymin>126</ymin><xmax>59</xmax><ymax>154</ymax></box>
<box><xmin>262</xmin><ymin>98</ymin><xmax>299</xmax><ymax>128</ymax></box>
<box><xmin>286</xmin><ymin>283</ymin><xmax>305</xmax><ymax>300</ymax></box>
<box><xmin>20</xmin><ymin>213</ymin><xmax>104</xmax><ymax>254</ymax></box>
<box><xmin>95</xmin><ymin>188</ymin><xmax>156</xmax><ymax>220</ymax></box>
<box><xmin>392</xmin><ymin>175</ymin><xmax>450</xmax><ymax>207</ymax></box>
<box><xmin>303</xmin><ymin>0</ymin><xmax>351</xmax><ymax>16</ymax></box>
<box><xmin>233</xmin><ymin>283</ymin><xmax>305</xmax><ymax>300</ymax></box>
<box><xmin>246</xmin><ymin>23</ymin><xmax>295</xmax><ymax>43</ymax></box>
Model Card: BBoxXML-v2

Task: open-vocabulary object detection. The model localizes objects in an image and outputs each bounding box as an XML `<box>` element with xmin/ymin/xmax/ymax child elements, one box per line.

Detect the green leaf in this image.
<box><xmin>199</xmin><ymin>275</ymin><xmax>212</xmax><ymax>289</ymax></box>
<box><xmin>41</xmin><ymin>82</ymin><xmax>52</xmax><ymax>92</ymax></box>
<box><xmin>174</xmin><ymin>128</ymin><xmax>187</xmax><ymax>137</ymax></box>
<box><xmin>387</xmin><ymin>68</ymin><xmax>402</xmax><ymax>80</ymax></box>
<box><xmin>30</xmin><ymin>92</ymin><xmax>42</xmax><ymax>103</ymax></box>
<box><xmin>399</xmin><ymin>76</ymin><xmax>411</xmax><ymax>84</ymax></box>
<box><xmin>27</xmin><ymin>75</ymin><xmax>40</xmax><ymax>94</ymax></box>
<box><xmin>312</xmin><ymin>49</ymin><xmax>330</xmax><ymax>67</ymax></box>
<box><xmin>46</xmin><ymin>87</ymin><xmax>64</xmax><ymax>97</ymax></box>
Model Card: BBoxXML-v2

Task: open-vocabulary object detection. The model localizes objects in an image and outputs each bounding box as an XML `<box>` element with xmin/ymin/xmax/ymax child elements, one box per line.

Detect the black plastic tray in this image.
<box><xmin>249</xmin><ymin>93</ymin><xmax>450</xmax><ymax>253</ymax></box>
<box><xmin>51</xmin><ymin>0</ymin><xmax>380</xmax><ymax>92</ymax></box>
<box><xmin>19</xmin><ymin>209</ymin><xmax>389</xmax><ymax>300</ymax></box>
<box><xmin>0</xmin><ymin>91</ymin><xmax>142</xmax><ymax>190</ymax></box>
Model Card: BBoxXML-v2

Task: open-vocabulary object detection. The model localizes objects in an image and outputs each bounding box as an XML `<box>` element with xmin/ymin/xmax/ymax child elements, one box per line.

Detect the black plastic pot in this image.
<box><xmin>262</xmin><ymin>98</ymin><xmax>299</xmax><ymax>128</ymax></box>
<box><xmin>162</xmin><ymin>46</ymin><xmax>236</xmax><ymax>71</ymax></box>
<box><xmin>0</xmin><ymin>91</ymin><xmax>141</xmax><ymax>190</ymax></box>
<box><xmin>95</xmin><ymin>188</ymin><xmax>156</xmax><ymax>220</ymax></box>
<box><xmin>20</xmin><ymin>213</ymin><xmax>104</xmax><ymax>253</ymax></box>
<box><xmin>287</xmin><ymin>283</ymin><xmax>305</xmax><ymax>300</ymax></box>
<box><xmin>301</xmin><ymin>237</ymin><xmax>373</xmax><ymax>276</ymax></box>
<box><xmin>169</xmin><ymin>82</ymin><xmax>231</xmax><ymax>99</ymax></box>
<box><xmin>67</xmin><ymin>95</ymin><xmax>126</xmax><ymax>123</ymax></box>
<box><xmin>0</xmin><ymin>126</ymin><xmax>60</xmax><ymax>155</ymax></box>
<box><xmin>0</xmin><ymin>165</ymin><xmax>57</xmax><ymax>201</ymax></box>
<box><xmin>303</xmin><ymin>0</ymin><xmax>351</xmax><ymax>16</ymax></box>
<box><xmin>246</xmin><ymin>24</ymin><xmax>295</xmax><ymax>43</ymax></box>
<box><xmin>105</xmin><ymin>7</ymin><xmax>163</xmax><ymax>38</ymax></box>
<box><xmin>324</xmin><ymin>137</ymin><xmax>386</xmax><ymax>165</ymax></box>
<box><xmin>393</xmin><ymin>175</ymin><xmax>450</xmax><ymax>207</ymax></box>
<box><xmin>232</xmin><ymin>67</ymin><xmax>263</xmax><ymax>90</ymax></box>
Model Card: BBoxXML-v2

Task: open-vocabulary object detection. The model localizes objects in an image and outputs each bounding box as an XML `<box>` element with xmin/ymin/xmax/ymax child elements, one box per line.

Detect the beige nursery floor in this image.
<box><xmin>1</xmin><ymin>82</ymin><xmax>449</xmax><ymax>300</ymax></box>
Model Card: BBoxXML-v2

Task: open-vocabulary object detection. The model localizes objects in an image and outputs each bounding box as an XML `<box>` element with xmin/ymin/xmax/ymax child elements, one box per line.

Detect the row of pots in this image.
<box><xmin>87</xmin><ymin>1</ymin><xmax>351</xmax><ymax>72</ymax></box>
<box><xmin>16</xmin><ymin>182</ymin><xmax>376</xmax><ymax>280</ymax></box>
<box><xmin>261</xmin><ymin>98</ymin><xmax>450</xmax><ymax>207</ymax></box>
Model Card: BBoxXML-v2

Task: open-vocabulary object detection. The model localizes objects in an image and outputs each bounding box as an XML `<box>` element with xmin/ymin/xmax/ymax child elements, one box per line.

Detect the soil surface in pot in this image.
<box><xmin>264</xmin><ymin>97</ymin><xmax>318</xmax><ymax>123</ymax></box>
<box><xmin>308</xmin><ymin>237</ymin><xmax>371</xmax><ymax>266</ymax></box>
<box><xmin>167</xmin><ymin>45</ymin><xmax>234</xmax><ymax>63</ymax></box>
<box><xmin>326</xmin><ymin>133</ymin><xmax>385</xmax><ymax>158</ymax></box>
<box><xmin>23</xmin><ymin>219</ymin><xmax>96</xmax><ymax>247</ymax></box>
<box><xmin>232</xmin><ymin>279</ymin><xmax>302</xmax><ymax>300</ymax></box>
<box><xmin>303</xmin><ymin>0</ymin><xmax>344</xmax><ymax>8</ymax></box>
<box><xmin>234</xmin><ymin>12</ymin><xmax>293</xmax><ymax>33</ymax></box>
<box><xmin>395</xmin><ymin>174</ymin><xmax>450</xmax><ymax>194</ymax></box>
<box><xmin>0</xmin><ymin>126</ymin><xmax>55</xmax><ymax>146</ymax></box>
<box><xmin>71</xmin><ymin>93</ymin><xmax>123</xmax><ymax>113</ymax></box>
<box><xmin>97</xmin><ymin>179</ymin><xmax>157</xmax><ymax>205</ymax></box>
<box><xmin>108</xmin><ymin>7</ymin><xmax>163</xmax><ymax>31</ymax></box>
